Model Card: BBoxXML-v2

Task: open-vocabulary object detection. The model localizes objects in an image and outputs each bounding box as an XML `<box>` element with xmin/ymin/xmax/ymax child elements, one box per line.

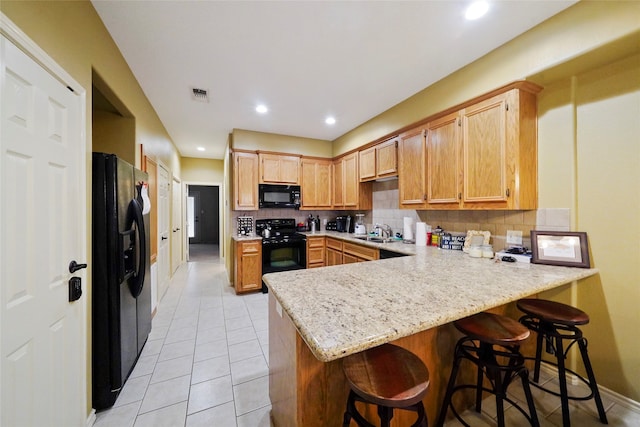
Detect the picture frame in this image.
<box><xmin>530</xmin><ymin>230</ymin><xmax>591</xmax><ymax>268</ymax></box>
<box><xmin>462</xmin><ymin>230</ymin><xmax>491</xmax><ymax>253</ymax></box>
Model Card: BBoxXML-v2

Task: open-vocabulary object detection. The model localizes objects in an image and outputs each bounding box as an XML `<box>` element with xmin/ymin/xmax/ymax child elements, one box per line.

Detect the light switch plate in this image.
<box><xmin>506</xmin><ymin>230</ymin><xmax>523</xmax><ymax>246</ymax></box>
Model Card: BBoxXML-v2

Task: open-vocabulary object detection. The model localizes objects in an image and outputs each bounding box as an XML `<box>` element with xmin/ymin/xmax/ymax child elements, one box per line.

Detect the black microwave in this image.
<box><xmin>259</xmin><ymin>184</ymin><xmax>301</xmax><ymax>209</ymax></box>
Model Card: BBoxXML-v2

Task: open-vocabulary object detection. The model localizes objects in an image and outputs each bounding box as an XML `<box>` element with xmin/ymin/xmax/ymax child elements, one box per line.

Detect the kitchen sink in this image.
<box><xmin>352</xmin><ymin>235</ymin><xmax>397</xmax><ymax>244</ymax></box>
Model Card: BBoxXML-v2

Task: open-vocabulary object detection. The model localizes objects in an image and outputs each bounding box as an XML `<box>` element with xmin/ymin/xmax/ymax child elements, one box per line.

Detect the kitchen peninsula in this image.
<box><xmin>264</xmin><ymin>237</ymin><xmax>598</xmax><ymax>426</ymax></box>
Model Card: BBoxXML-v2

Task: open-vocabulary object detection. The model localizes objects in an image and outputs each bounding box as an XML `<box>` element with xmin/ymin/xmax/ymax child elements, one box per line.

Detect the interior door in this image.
<box><xmin>157</xmin><ymin>165</ymin><xmax>170</xmax><ymax>301</ymax></box>
<box><xmin>171</xmin><ymin>177</ymin><xmax>182</xmax><ymax>274</ymax></box>
<box><xmin>1</xmin><ymin>34</ymin><xmax>86</xmax><ymax>426</ymax></box>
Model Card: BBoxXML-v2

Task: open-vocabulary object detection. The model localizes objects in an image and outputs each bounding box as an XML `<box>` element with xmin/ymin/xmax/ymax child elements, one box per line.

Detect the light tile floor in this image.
<box><xmin>94</xmin><ymin>259</ymin><xmax>272</xmax><ymax>427</ymax></box>
<box><xmin>94</xmin><ymin>257</ymin><xmax>640</xmax><ymax>427</ymax></box>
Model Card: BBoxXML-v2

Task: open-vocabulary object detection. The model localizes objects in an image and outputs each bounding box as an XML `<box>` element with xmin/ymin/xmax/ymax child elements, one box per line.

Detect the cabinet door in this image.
<box><xmin>376</xmin><ymin>138</ymin><xmax>398</xmax><ymax>178</ymax></box>
<box><xmin>359</xmin><ymin>147</ymin><xmax>376</xmax><ymax>181</ymax></box>
<box><xmin>398</xmin><ymin>128</ymin><xmax>427</xmax><ymax>209</ymax></box>
<box><xmin>236</xmin><ymin>241</ymin><xmax>262</xmax><ymax>293</ymax></box>
<box><xmin>342</xmin><ymin>253</ymin><xmax>360</xmax><ymax>264</ymax></box>
<box><xmin>427</xmin><ymin>112</ymin><xmax>461</xmax><ymax>208</ymax></box>
<box><xmin>260</xmin><ymin>154</ymin><xmax>281</xmax><ymax>183</ymax></box>
<box><xmin>306</xmin><ymin>236</ymin><xmax>325</xmax><ymax>268</ymax></box>
<box><xmin>233</xmin><ymin>152</ymin><xmax>259</xmax><ymax>210</ymax></box>
<box><xmin>301</xmin><ymin>159</ymin><xmax>318</xmax><ymax>207</ymax></box>
<box><xmin>326</xmin><ymin>248</ymin><xmax>342</xmax><ymax>266</ymax></box>
<box><xmin>279</xmin><ymin>156</ymin><xmax>300</xmax><ymax>184</ymax></box>
<box><xmin>342</xmin><ymin>153</ymin><xmax>359</xmax><ymax>208</ymax></box>
<box><xmin>333</xmin><ymin>159</ymin><xmax>344</xmax><ymax>208</ymax></box>
<box><xmin>462</xmin><ymin>93</ymin><xmax>508</xmax><ymax>204</ymax></box>
<box><xmin>260</xmin><ymin>154</ymin><xmax>300</xmax><ymax>184</ymax></box>
<box><xmin>316</xmin><ymin>161</ymin><xmax>332</xmax><ymax>208</ymax></box>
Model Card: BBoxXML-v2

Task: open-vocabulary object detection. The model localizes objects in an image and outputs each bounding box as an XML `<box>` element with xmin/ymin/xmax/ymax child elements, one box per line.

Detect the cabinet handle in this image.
<box><xmin>506</xmin><ymin>188</ymin><xmax>510</xmax><ymax>197</ymax></box>
<box><xmin>458</xmin><ymin>193</ymin><xmax>462</xmax><ymax>200</ymax></box>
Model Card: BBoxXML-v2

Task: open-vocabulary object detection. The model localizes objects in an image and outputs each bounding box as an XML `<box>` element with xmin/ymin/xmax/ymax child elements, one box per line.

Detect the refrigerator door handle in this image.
<box><xmin>125</xmin><ymin>198</ymin><xmax>147</xmax><ymax>298</ymax></box>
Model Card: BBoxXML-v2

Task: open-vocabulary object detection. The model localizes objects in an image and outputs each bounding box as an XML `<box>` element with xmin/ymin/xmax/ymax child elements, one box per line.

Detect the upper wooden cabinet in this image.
<box><xmin>359</xmin><ymin>137</ymin><xmax>398</xmax><ymax>182</ymax></box>
<box><xmin>259</xmin><ymin>153</ymin><xmax>300</xmax><ymax>185</ymax></box>
<box><xmin>398</xmin><ymin>128</ymin><xmax>427</xmax><ymax>209</ymax></box>
<box><xmin>232</xmin><ymin>151</ymin><xmax>259</xmax><ymax>210</ymax></box>
<box><xmin>426</xmin><ymin>87</ymin><xmax>538</xmax><ymax>210</ymax></box>
<box><xmin>301</xmin><ymin>158</ymin><xmax>332</xmax><ymax>209</ymax></box>
<box><xmin>333</xmin><ymin>152</ymin><xmax>372</xmax><ymax>210</ymax></box>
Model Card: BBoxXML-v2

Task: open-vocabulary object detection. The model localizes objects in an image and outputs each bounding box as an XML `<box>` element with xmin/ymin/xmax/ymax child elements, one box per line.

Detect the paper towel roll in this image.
<box><xmin>415</xmin><ymin>222</ymin><xmax>427</xmax><ymax>246</ymax></box>
<box><xmin>403</xmin><ymin>217</ymin><xmax>414</xmax><ymax>241</ymax></box>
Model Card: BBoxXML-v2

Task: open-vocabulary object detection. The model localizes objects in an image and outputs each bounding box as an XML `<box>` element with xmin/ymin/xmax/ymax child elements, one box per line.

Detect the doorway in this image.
<box><xmin>187</xmin><ymin>184</ymin><xmax>220</xmax><ymax>262</ymax></box>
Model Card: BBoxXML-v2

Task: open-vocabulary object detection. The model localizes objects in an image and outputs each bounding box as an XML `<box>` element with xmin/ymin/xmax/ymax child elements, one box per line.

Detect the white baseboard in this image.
<box><xmin>539</xmin><ymin>364</ymin><xmax>640</xmax><ymax>411</ymax></box>
<box><xmin>85</xmin><ymin>409</ymin><xmax>96</xmax><ymax>427</ymax></box>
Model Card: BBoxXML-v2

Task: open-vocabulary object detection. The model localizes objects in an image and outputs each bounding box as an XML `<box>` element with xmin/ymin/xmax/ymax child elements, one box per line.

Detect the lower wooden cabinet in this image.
<box><xmin>343</xmin><ymin>242</ymin><xmax>379</xmax><ymax>262</ymax></box>
<box><xmin>326</xmin><ymin>237</ymin><xmax>343</xmax><ymax>266</ymax></box>
<box><xmin>306</xmin><ymin>236</ymin><xmax>326</xmax><ymax>268</ymax></box>
<box><xmin>326</xmin><ymin>238</ymin><xmax>379</xmax><ymax>265</ymax></box>
<box><xmin>234</xmin><ymin>240</ymin><xmax>262</xmax><ymax>294</ymax></box>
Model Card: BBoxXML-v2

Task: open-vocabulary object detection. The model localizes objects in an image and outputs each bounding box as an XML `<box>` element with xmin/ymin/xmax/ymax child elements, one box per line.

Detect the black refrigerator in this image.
<box><xmin>92</xmin><ymin>153</ymin><xmax>151</xmax><ymax>410</ymax></box>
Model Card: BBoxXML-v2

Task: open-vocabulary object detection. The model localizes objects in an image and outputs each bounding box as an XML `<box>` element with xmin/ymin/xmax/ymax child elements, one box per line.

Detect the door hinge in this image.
<box><xmin>506</xmin><ymin>188</ymin><xmax>510</xmax><ymax>197</ymax></box>
<box><xmin>458</xmin><ymin>118</ymin><xmax>461</xmax><ymax>126</ymax></box>
<box><xmin>422</xmin><ymin>129</ymin><xmax>427</xmax><ymax>137</ymax></box>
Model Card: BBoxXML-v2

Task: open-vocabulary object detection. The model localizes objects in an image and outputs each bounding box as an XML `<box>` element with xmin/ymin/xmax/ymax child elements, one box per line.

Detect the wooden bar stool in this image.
<box><xmin>517</xmin><ymin>299</ymin><xmax>608</xmax><ymax>426</ymax></box>
<box><xmin>342</xmin><ymin>343</ymin><xmax>430</xmax><ymax>427</ymax></box>
<box><xmin>436</xmin><ymin>312</ymin><xmax>539</xmax><ymax>427</ymax></box>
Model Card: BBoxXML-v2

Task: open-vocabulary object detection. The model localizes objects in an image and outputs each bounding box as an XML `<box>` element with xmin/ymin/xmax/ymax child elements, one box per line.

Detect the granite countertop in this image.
<box><xmin>231</xmin><ymin>234</ymin><xmax>262</xmax><ymax>241</ymax></box>
<box><xmin>262</xmin><ymin>243</ymin><xmax>598</xmax><ymax>362</ymax></box>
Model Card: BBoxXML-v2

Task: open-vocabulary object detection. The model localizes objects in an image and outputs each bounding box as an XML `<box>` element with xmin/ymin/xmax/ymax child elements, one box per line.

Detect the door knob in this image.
<box><xmin>162</xmin><ymin>236</ymin><xmax>168</xmax><ymax>240</ymax></box>
<box><xmin>69</xmin><ymin>260</ymin><xmax>87</xmax><ymax>273</ymax></box>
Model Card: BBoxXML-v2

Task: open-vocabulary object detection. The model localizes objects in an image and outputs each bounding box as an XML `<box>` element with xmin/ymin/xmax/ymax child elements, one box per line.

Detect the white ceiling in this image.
<box><xmin>91</xmin><ymin>0</ymin><xmax>576</xmax><ymax>160</ymax></box>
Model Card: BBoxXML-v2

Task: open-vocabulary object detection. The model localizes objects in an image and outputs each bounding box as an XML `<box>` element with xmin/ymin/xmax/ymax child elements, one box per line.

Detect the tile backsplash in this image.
<box><xmin>370</xmin><ymin>180</ymin><xmax>570</xmax><ymax>251</ymax></box>
<box><xmin>231</xmin><ymin>180</ymin><xmax>571</xmax><ymax>252</ymax></box>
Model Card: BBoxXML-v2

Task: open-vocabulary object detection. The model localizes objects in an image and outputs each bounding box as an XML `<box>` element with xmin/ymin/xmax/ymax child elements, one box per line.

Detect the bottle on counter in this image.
<box><xmin>431</xmin><ymin>225</ymin><xmax>444</xmax><ymax>247</ymax></box>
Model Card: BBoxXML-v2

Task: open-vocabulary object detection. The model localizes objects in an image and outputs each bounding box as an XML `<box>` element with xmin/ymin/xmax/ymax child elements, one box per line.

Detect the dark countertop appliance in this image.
<box><xmin>336</xmin><ymin>215</ymin><xmax>354</xmax><ymax>233</ymax></box>
<box><xmin>256</xmin><ymin>218</ymin><xmax>307</xmax><ymax>292</ymax></box>
<box><xmin>92</xmin><ymin>153</ymin><xmax>151</xmax><ymax>410</ymax></box>
<box><xmin>259</xmin><ymin>184</ymin><xmax>301</xmax><ymax>209</ymax></box>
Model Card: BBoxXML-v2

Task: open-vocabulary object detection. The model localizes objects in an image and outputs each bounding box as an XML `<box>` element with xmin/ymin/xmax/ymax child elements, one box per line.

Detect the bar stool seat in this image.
<box><xmin>436</xmin><ymin>312</ymin><xmax>539</xmax><ymax>427</ymax></box>
<box><xmin>517</xmin><ymin>298</ymin><xmax>608</xmax><ymax>426</ymax></box>
<box><xmin>342</xmin><ymin>343</ymin><xmax>429</xmax><ymax>427</ymax></box>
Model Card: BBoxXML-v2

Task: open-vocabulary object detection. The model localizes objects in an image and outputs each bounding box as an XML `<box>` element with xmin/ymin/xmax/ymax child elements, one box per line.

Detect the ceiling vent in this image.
<box><xmin>191</xmin><ymin>87</ymin><xmax>209</xmax><ymax>103</ymax></box>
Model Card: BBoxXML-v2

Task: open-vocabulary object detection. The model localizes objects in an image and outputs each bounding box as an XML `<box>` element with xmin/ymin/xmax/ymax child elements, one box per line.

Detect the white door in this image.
<box><xmin>171</xmin><ymin>177</ymin><xmax>182</xmax><ymax>273</ymax></box>
<box><xmin>157</xmin><ymin>165</ymin><xmax>170</xmax><ymax>301</ymax></box>
<box><xmin>1</xmin><ymin>34</ymin><xmax>86</xmax><ymax>426</ymax></box>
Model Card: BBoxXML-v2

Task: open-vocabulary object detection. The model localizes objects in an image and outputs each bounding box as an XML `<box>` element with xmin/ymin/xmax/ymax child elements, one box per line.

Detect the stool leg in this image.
<box><xmin>519</xmin><ymin>368</ymin><xmax>540</xmax><ymax>427</ymax></box>
<box><xmin>436</xmin><ymin>348</ymin><xmax>463</xmax><ymax>427</ymax></box>
<box><xmin>578</xmin><ymin>338</ymin><xmax>608</xmax><ymax>424</ymax></box>
<box><xmin>554</xmin><ymin>334</ymin><xmax>572</xmax><ymax>427</ymax></box>
<box><xmin>343</xmin><ymin>391</ymin><xmax>354</xmax><ymax>427</ymax></box>
<box><xmin>532</xmin><ymin>325</ymin><xmax>544</xmax><ymax>383</ymax></box>
<box><xmin>378</xmin><ymin>405</ymin><xmax>393</xmax><ymax>427</ymax></box>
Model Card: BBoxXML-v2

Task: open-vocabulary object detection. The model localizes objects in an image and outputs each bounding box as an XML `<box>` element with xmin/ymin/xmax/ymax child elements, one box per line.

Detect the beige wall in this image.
<box><xmin>92</xmin><ymin>110</ymin><xmax>136</xmax><ymax>164</ymax></box>
<box><xmin>232</xmin><ymin>128</ymin><xmax>333</xmax><ymax>158</ymax></box>
<box><xmin>1</xmin><ymin>0</ymin><xmax>182</xmax><ymax>417</ymax></box>
<box><xmin>181</xmin><ymin>157</ymin><xmax>225</xmax><ymax>183</ymax></box>
<box><xmin>536</xmin><ymin>54</ymin><xmax>640</xmax><ymax>400</ymax></box>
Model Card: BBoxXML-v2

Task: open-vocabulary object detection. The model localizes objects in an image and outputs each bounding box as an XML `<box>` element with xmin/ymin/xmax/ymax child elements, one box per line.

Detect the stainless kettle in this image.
<box><xmin>262</xmin><ymin>226</ymin><xmax>271</xmax><ymax>238</ymax></box>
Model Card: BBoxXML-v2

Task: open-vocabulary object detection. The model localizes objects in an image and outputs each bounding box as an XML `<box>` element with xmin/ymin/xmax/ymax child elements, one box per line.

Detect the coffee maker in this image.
<box><xmin>335</xmin><ymin>215</ymin><xmax>354</xmax><ymax>233</ymax></box>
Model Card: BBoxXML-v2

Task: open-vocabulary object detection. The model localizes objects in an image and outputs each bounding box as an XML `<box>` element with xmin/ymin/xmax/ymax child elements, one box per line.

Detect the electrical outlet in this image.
<box><xmin>506</xmin><ymin>230</ymin><xmax>523</xmax><ymax>246</ymax></box>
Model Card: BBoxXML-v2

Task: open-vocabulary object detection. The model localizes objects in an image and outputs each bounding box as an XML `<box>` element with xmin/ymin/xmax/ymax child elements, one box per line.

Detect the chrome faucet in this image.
<box><xmin>380</xmin><ymin>224</ymin><xmax>392</xmax><ymax>239</ymax></box>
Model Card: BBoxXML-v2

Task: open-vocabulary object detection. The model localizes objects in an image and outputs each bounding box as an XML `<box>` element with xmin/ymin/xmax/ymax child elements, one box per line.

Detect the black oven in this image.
<box><xmin>256</xmin><ymin>218</ymin><xmax>306</xmax><ymax>292</ymax></box>
<box><xmin>259</xmin><ymin>184</ymin><xmax>301</xmax><ymax>209</ymax></box>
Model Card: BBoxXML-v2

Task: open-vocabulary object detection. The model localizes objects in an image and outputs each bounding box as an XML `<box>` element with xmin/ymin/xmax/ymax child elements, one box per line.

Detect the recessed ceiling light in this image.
<box><xmin>325</xmin><ymin>116</ymin><xmax>336</xmax><ymax>125</ymax></box>
<box><xmin>465</xmin><ymin>1</ymin><xmax>489</xmax><ymax>20</ymax></box>
<box><xmin>197</xmin><ymin>147</ymin><xmax>205</xmax><ymax>152</ymax></box>
<box><xmin>256</xmin><ymin>104</ymin><xmax>268</xmax><ymax>114</ymax></box>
